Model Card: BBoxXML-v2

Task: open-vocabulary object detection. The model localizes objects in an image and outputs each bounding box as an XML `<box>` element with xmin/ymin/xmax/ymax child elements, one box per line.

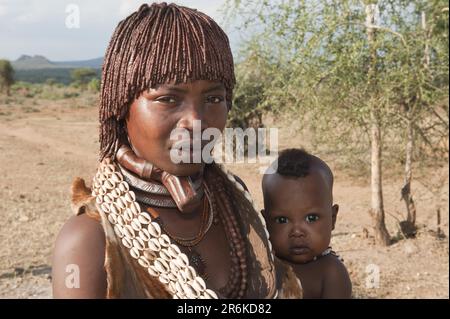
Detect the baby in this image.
<box><xmin>262</xmin><ymin>148</ymin><xmax>352</xmax><ymax>298</ymax></box>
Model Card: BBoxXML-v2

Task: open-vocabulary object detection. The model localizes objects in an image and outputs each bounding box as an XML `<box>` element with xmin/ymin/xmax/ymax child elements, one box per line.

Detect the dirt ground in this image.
<box><xmin>0</xmin><ymin>92</ymin><xmax>448</xmax><ymax>298</ymax></box>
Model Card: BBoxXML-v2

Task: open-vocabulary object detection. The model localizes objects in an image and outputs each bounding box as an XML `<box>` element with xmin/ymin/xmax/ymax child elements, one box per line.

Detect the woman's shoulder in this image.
<box><xmin>52</xmin><ymin>177</ymin><xmax>107</xmax><ymax>298</ymax></box>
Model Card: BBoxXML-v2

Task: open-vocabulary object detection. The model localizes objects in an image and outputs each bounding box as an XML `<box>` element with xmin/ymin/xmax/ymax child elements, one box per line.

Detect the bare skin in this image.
<box><xmin>52</xmin><ymin>80</ymin><xmax>234</xmax><ymax>298</ymax></box>
<box><xmin>262</xmin><ymin>163</ymin><xmax>352</xmax><ymax>299</ymax></box>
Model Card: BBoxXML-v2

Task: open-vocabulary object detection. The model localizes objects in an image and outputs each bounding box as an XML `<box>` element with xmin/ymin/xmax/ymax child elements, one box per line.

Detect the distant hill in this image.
<box><xmin>11</xmin><ymin>55</ymin><xmax>103</xmax><ymax>84</ymax></box>
<box><xmin>12</xmin><ymin>55</ymin><xmax>103</xmax><ymax>70</ymax></box>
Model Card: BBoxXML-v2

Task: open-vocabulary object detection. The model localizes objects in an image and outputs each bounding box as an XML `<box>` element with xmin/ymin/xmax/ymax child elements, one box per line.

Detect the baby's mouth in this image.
<box><xmin>289</xmin><ymin>244</ymin><xmax>310</xmax><ymax>255</ymax></box>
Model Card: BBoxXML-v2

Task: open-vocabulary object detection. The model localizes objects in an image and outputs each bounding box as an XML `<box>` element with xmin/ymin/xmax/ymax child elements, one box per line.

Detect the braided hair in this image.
<box><xmin>99</xmin><ymin>2</ymin><xmax>235</xmax><ymax>161</ymax></box>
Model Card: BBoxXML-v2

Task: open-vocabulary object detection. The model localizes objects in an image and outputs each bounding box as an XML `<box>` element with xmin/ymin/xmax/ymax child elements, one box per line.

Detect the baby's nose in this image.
<box><xmin>289</xmin><ymin>224</ymin><xmax>306</xmax><ymax>238</ymax></box>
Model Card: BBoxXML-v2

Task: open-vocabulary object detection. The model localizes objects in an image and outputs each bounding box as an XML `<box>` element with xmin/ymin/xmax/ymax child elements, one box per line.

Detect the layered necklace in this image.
<box><xmin>114</xmin><ymin>161</ymin><xmax>248</xmax><ymax>298</ymax></box>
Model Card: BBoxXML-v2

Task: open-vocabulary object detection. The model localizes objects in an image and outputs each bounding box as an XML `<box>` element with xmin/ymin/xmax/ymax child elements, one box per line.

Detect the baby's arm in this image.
<box><xmin>321</xmin><ymin>257</ymin><xmax>352</xmax><ymax>299</ymax></box>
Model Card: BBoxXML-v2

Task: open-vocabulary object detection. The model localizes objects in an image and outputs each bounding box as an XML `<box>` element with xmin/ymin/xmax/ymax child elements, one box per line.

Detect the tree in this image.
<box><xmin>70</xmin><ymin>68</ymin><xmax>97</xmax><ymax>87</ymax></box>
<box><xmin>0</xmin><ymin>59</ymin><xmax>15</xmax><ymax>96</ymax></box>
<box><xmin>87</xmin><ymin>77</ymin><xmax>100</xmax><ymax>92</ymax></box>
<box><xmin>224</xmin><ymin>0</ymin><xmax>448</xmax><ymax>245</ymax></box>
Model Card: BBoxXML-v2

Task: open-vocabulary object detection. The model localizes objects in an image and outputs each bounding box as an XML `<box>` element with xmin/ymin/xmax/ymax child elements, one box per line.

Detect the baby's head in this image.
<box><xmin>262</xmin><ymin>149</ymin><xmax>339</xmax><ymax>264</ymax></box>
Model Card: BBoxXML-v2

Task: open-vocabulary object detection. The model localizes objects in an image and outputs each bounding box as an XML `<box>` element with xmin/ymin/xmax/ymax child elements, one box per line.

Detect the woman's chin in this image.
<box><xmin>164</xmin><ymin>162</ymin><xmax>205</xmax><ymax>177</ymax></box>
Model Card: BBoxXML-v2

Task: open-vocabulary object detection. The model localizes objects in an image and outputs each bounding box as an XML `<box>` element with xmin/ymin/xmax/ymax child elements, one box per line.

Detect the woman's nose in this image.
<box><xmin>177</xmin><ymin>101</ymin><xmax>208</xmax><ymax>132</ymax></box>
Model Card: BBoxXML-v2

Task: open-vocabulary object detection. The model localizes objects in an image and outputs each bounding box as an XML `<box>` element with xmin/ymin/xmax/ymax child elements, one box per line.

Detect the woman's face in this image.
<box><xmin>126</xmin><ymin>79</ymin><xmax>228</xmax><ymax>176</ymax></box>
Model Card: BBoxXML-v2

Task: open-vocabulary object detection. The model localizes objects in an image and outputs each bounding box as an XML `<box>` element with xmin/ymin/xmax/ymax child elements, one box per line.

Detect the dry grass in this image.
<box><xmin>0</xmin><ymin>89</ymin><xmax>448</xmax><ymax>298</ymax></box>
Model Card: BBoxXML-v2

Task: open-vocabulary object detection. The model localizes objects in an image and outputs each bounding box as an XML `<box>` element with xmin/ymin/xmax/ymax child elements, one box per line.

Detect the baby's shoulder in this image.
<box><xmin>319</xmin><ymin>254</ymin><xmax>352</xmax><ymax>298</ymax></box>
<box><xmin>321</xmin><ymin>254</ymin><xmax>348</xmax><ymax>275</ymax></box>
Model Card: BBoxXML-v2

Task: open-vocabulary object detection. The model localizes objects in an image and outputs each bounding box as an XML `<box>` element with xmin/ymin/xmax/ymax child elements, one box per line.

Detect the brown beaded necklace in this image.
<box><xmin>137</xmin><ymin>165</ymin><xmax>248</xmax><ymax>298</ymax></box>
<box><xmin>205</xmin><ymin>170</ymin><xmax>248</xmax><ymax>298</ymax></box>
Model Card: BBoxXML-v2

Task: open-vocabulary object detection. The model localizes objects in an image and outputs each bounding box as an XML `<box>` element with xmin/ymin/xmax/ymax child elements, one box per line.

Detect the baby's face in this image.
<box><xmin>263</xmin><ymin>172</ymin><xmax>338</xmax><ymax>264</ymax></box>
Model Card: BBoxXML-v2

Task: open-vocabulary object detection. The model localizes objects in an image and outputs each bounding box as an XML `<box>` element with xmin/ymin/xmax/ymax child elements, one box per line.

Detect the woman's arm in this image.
<box><xmin>52</xmin><ymin>214</ymin><xmax>107</xmax><ymax>298</ymax></box>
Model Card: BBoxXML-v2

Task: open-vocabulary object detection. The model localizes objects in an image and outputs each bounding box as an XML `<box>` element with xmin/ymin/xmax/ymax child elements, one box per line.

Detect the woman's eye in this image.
<box><xmin>275</xmin><ymin>216</ymin><xmax>289</xmax><ymax>224</ymax></box>
<box><xmin>206</xmin><ymin>96</ymin><xmax>224</xmax><ymax>104</ymax></box>
<box><xmin>155</xmin><ymin>96</ymin><xmax>177</xmax><ymax>104</ymax></box>
<box><xmin>305</xmin><ymin>214</ymin><xmax>319</xmax><ymax>223</ymax></box>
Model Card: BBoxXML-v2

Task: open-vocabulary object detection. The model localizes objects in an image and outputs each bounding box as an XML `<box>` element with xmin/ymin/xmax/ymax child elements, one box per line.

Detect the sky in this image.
<box><xmin>0</xmin><ymin>0</ymin><xmax>239</xmax><ymax>62</ymax></box>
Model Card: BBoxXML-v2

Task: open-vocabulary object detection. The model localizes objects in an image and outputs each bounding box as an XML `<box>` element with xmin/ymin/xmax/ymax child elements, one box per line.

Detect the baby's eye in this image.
<box><xmin>305</xmin><ymin>214</ymin><xmax>319</xmax><ymax>223</ymax></box>
<box><xmin>275</xmin><ymin>216</ymin><xmax>289</xmax><ymax>224</ymax></box>
<box><xmin>206</xmin><ymin>96</ymin><xmax>224</xmax><ymax>104</ymax></box>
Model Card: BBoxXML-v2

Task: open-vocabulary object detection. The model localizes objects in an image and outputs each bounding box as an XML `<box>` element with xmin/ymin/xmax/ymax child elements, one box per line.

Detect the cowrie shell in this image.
<box><xmin>182</xmin><ymin>283</ymin><xmax>197</xmax><ymax>299</ymax></box>
<box><xmin>177</xmin><ymin>271</ymin><xmax>187</xmax><ymax>284</ymax></box>
<box><xmin>114</xmin><ymin>224</ymin><xmax>124</xmax><ymax>238</ymax></box>
<box><xmin>138</xmin><ymin>228</ymin><xmax>150</xmax><ymax>242</ymax></box>
<box><xmin>103</xmin><ymin>194</ymin><xmax>112</xmax><ymax>204</ymax></box>
<box><xmin>167</xmin><ymin>272</ymin><xmax>178</xmax><ymax>282</ymax></box>
<box><xmin>176</xmin><ymin>253</ymin><xmax>189</xmax><ymax>268</ymax></box>
<box><xmin>123</xmin><ymin>225</ymin><xmax>135</xmax><ymax>239</ymax></box>
<box><xmin>168</xmin><ymin>281</ymin><xmax>177</xmax><ymax>294</ymax></box>
<box><xmin>122</xmin><ymin>236</ymin><xmax>133</xmax><ymax>249</ymax></box>
<box><xmin>148</xmin><ymin>238</ymin><xmax>161</xmax><ymax>251</ymax></box>
<box><xmin>124</xmin><ymin>209</ymin><xmax>133</xmax><ymax>222</ymax></box>
<box><xmin>158</xmin><ymin>234</ymin><xmax>170</xmax><ymax>247</ymax></box>
<box><xmin>100</xmin><ymin>203</ymin><xmax>110</xmax><ymax>213</ymax></box>
<box><xmin>175</xmin><ymin>281</ymin><xmax>185</xmax><ymax>295</ymax></box>
<box><xmin>116</xmin><ymin>197</ymin><xmax>127</xmax><ymax>210</ymax></box>
<box><xmin>124</xmin><ymin>191</ymin><xmax>136</xmax><ymax>203</ymax></box>
<box><xmin>137</xmin><ymin>256</ymin><xmax>150</xmax><ymax>268</ymax></box>
<box><xmin>105</xmin><ymin>164</ymin><xmax>115</xmax><ymax>174</ymax></box>
<box><xmin>132</xmin><ymin>237</ymin><xmax>145</xmax><ymax>250</ymax></box>
<box><xmin>192</xmin><ymin>277</ymin><xmax>206</xmax><ymax>292</ymax></box>
<box><xmin>130</xmin><ymin>202</ymin><xmax>141</xmax><ymax>215</ymax></box>
<box><xmin>227</xmin><ymin>173</ymin><xmax>236</xmax><ymax>183</ymax></box>
<box><xmin>148</xmin><ymin>222</ymin><xmax>161</xmax><ymax>238</ymax></box>
<box><xmin>95</xmin><ymin>196</ymin><xmax>103</xmax><ymax>205</ymax></box>
<box><xmin>235</xmin><ymin>182</ymin><xmax>244</xmax><ymax>192</ymax></box>
<box><xmin>154</xmin><ymin>259</ymin><xmax>169</xmax><ymax>274</ymax></box>
<box><xmin>137</xmin><ymin>212</ymin><xmax>152</xmax><ymax>224</ymax></box>
<box><xmin>111</xmin><ymin>172</ymin><xmax>122</xmax><ymax>183</ymax></box>
<box><xmin>143</xmin><ymin>249</ymin><xmax>157</xmax><ymax>261</ymax></box>
<box><xmin>184</xmin><ymin>266</ymin><xmax>197</xmax><ymax>281</ymax></box>
<box><xmin>131</xmin><ymin>219</ymin><xmax>142</xmax><ymax>231</ymax></box>
<box><xmin>167</xmin><ymin>244</ymin><xmax>181</xmax><ymax>258</ymax></box>
<box><xmin>110</xmin><ymin>202</ymin><xmax>119</xmax><ymax>215</ymax></box>
<box><xmin>148</xmin><ymin>265</ymin><xmax>159</xmax><ymax>277</ymax></box>
<box><xmin>204</xmin><ymin>289</ymin><xmax>218</xmax><ymax>299</ymax></box>
<box><xmin>104</xmin><ymin>179</ymin><xmax>114</xmax><ymax>190</ymax></box>
<box><xmin>118</xmin><ymin>182</ymin><xmax>129</xmax><ymax>192</ymax></box>
<box><xmin>159</xmin><ymin>273</ymin><xmax>170</xmax><ymax>284</ymax></box>
<box><xmin>169</xmin><ymin>260</ymin><xmax>180</xmax><ymax>273</ymax></box>
<box><xmin>159</xmin><ymin>249</ymin><xmax>172</xmax><ymax>262</ymax></box>
<box><xmin>110</xmin><ymin>188</ymin><xmax>120</xmax><ymax>199</ymax></box>
<box><xmin>130</xmin><ymin>247</ymin><xmax>140</xmax><ymax>259</ymax></box>
<box><xmin>107</xmin><ymin>213</ymin><xmax>118</xmax><ymax>225</ymax></box>
<box><xmin>99</xmin><ymin>186</ymin><xmax>107</xmax><ymax>195</ymax></box>
<box><xmin>117</xmin><ymin>215</ymin><xmax>125</xmax><ymax>226</ymax></box>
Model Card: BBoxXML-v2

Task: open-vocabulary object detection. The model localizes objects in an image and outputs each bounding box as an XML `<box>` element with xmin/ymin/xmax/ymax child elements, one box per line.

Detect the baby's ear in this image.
<box><xmin>331</xmin><ymin>204</ymin><xmax>339</xmax><ymax>230</ymax></box>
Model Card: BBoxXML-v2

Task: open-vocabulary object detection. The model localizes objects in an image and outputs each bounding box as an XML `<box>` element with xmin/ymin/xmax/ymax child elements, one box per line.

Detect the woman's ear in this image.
<box><xmin>331</xmin><ymin>204</ymin><xmax>339</xmax><ymax>230</ymax></box>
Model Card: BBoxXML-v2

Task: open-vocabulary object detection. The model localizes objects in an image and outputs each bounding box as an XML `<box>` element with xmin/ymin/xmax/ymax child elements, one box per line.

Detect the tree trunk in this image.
<box><xmin>370</xmin><ymin>109</ymin><xmax>391</xmax><ymax>245</ymax></box>
<box><xmin>422</xmin><ymin>11</ymin><xmax>430</xmax><ymax>70</ymax></box>
<box><xmin>366</xmin><ymin>3</ymin><xmax>391</xmax><ymax>246</ymax></box>
<box><xmin>402</xmin><ymin>116</ymin><xmax>417</xmax><ymax>225</ymax></box>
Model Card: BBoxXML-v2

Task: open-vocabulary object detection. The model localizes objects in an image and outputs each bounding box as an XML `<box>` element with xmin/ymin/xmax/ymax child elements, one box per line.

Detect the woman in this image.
<box><xmin>52</xmin><ymin>2</ymin><xmax>302</xmax><ymax>299</ymax></box>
